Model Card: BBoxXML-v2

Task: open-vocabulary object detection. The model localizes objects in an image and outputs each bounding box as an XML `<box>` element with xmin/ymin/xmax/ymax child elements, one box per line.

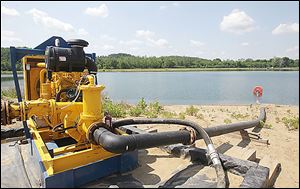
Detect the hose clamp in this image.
<box><xmin>207</xmin><ymin>144</ymin><xmax>221</xmax><ymax>165</ymax></box>
<box><xmin>180</xmin><ymin>127</ymin><xmax>196</xmax><ymax>145</ymax></box>
<box><xmin>87</xmin><ymin>122</ymin><xmax>107</xmax><ymax>144</ymax></box>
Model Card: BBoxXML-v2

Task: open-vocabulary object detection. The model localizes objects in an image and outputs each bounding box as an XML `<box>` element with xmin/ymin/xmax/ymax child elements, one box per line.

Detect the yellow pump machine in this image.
<box><xmin>1</xmin><ymin>37</ymin><xmax>139</xmax><ymax>187</ymax></box>
<box><xmin>1</xmin><ymin>36</ymin><xmax>269</xmax><ymax>188</ymax></box>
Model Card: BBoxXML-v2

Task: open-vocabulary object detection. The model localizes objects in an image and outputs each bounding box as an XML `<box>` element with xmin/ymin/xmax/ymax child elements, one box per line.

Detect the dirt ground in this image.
<box><xmin>1</xmin><ymin>103</ymin><xmax>299</xmax><ymax>188</ymax></box>
<box><xmin>131</xmin><ymin>104</ymin><xmax>299</xmax><ymax>188</ymax></box>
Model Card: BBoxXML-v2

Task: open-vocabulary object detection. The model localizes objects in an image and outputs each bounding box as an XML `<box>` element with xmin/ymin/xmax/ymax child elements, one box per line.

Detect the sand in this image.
<box><xmin>1</xmin><ymin>103</ymin><xmax>299</xmax><ymax>187</ymax></box>
<box><xmin>132</xmin><ymin>104</ymin><xmax>299</xmax><ymax>188</ymax></box>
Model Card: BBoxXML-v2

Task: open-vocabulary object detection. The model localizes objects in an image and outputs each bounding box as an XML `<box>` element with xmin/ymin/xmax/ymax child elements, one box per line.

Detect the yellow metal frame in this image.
<box><xmin>22</xmin><ymin>55</ymin><xmax>45</xmax><ymax>100</ymax></box>
<box><xmin>29</xmin><ymin>117</ymin><xmax>125</xmax><ymax>176</ymax></box>
<box><xmin>10</xmin><ymin>55</ymin><xmax>121</xmax><ymax>177</ymax></box>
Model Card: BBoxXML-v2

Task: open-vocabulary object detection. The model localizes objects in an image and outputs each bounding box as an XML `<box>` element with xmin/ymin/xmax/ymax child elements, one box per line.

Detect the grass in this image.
<box><xmin>224</xmin><ymin>118</ymin><xmax>232</xmax><ymax>124</ymax></box>
<box><xmin>1</xmin><ymin>71</ymin><xmax>23</xmax><ymax>74</ymax></box>
<box><xmin>103</xmin><ymin>97</ymin><xmax>128</xmax><ymax>118</ymax></box>
<box><xmin>230</xmin><ymin>112</ymin><xmax>249</xmax><ymax>119</ymax></box>
<box><xmin>161</xmin><ymin>111</ymin><xmax>177</xmax><ymax>119</ymax></box>
<box><xmin>1</xmin><ymin>88</ymin><xmax>18</xmax><ymax>99</ymax></box>
<box><xmin>281</xmin><ymin>116</ymin><xmax>299</xmax><ymax>130</ymax></box>
<box><xmin>103</xmin><ymin>97</ymin><xmax>167</xmax><ymax>118</ymax></box>
<box><xmin>185</xmin><ymin>105</ymin><xmax>199</xmax><ymax>116</ymax></box>
<box><xmin>178</xmin><ymin>112</ymin><xmax>186</xmax><ymax>120</ymax></box>
<box><xmin>258</xmin><ymin>120</ymin><xmax>272</xmax><ymax>129</ymax></box>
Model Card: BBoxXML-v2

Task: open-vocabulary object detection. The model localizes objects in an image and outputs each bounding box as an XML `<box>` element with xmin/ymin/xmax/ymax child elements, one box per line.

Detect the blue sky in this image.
<box><xmin>1</xmin><ymin>1</ymin><xmax>299</xmax><ymax>60</ymax></box>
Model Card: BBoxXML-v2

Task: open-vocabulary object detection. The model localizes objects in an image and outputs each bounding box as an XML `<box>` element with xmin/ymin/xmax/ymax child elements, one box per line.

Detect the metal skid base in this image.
<box><xmin>33</xmin><ymin>141</ymin><xmax>139</xmax><ymax>188</ymax></box>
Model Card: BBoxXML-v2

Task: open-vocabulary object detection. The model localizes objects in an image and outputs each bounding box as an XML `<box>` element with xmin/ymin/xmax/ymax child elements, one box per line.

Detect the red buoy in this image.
<box><xmin>253</xmin><ymin>86</ymin><xmax>263</xmax><ymax>97</ymax></box>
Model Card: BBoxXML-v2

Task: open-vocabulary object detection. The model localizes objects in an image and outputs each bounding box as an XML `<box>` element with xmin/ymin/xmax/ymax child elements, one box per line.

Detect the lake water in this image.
<box><xmin>1</xmin><ymin>71</ymin><xmax>299</xmax><ymax>105</ymax></box>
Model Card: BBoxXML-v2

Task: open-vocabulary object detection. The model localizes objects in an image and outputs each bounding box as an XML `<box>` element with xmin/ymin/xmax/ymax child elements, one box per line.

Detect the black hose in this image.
<box><xmin>112</xmin><ymin>108</ymin><xmax>266</xmax><ymax>141</ymax></box>
<box><xmin>93</xmin><ymin>128</ymin><xmax>191</xmax><ymax>153</ymax></box>
<box><xmin>93</xmin><ymin>126</ymin><xmax>225</xmax><ymax>188</ymax></box>
<box><xmin>98</xmin><ymin>109</ymin><xmax>265</xmax><ymax>188</ymax></box>
<box><xmin>108</xmin><ymin>107</ymin><xmax>265</xmax><ymax>187</ymax></box>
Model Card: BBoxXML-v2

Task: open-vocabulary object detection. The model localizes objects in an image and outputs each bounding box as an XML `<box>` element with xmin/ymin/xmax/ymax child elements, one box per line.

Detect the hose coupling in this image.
<box><xmin>207</xmin><ymin>144</ymin><xmax>221</xmax><ymax>165</ymax></box>
<box><xmin>87</xmin><ymin>122</ymin><xmax>109</xmax><ymax>144</ymax></box>
<box><xmin>180</xmin><ymin>127</ymin><xmax>197</xmax><ymax>145</ymax></box>
<box><xmin>1</xmin><ymin>100</ymin><xmax>13</xmax><ymax>125</ymax></box>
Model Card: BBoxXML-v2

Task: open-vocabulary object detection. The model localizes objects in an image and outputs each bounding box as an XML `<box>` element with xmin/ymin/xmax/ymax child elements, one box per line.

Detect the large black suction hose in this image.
<box><xmin>93</xmin><ymin>108</ymin><xmax>266</xmax><ymax>188</ymax></box>
<box><xmin>110</xmin><ymin>118</ymin><xmax>228</xmax><ymax>188</ymax></box>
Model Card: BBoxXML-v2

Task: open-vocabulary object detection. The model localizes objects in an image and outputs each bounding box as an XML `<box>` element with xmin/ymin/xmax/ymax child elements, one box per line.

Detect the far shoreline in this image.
<box><xmin>1</xmin><ymin>67</ymin><xmax>299</xmax><ymax>74</ymax></box>
<box><xmin>98</xmin><ymin>67</ymin><xmax>299</xmax><ymax>72</ymax></box>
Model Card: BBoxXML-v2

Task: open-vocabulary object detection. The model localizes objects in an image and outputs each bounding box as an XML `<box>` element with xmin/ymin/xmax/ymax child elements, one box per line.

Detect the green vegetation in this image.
<box><xmin>1</xmin><ymin>48</ymin><xmax>299</xmax><ymax>72</ymax></box>
<box><xmin>129</xmin><ymin>106</ymin><xmax>143</xmax><ymax>117</ymax></box>
<box><xmin>230</xmin><ymin>112</ymin><xmax>249</xmax><ymax>119</ymax></box>
<box><xmin>264</xmin><ymin>123</ymin><xmax>273</xmax><ymax>129</ymax></box>
<box><xmin>224</xmin><ymin>118</ymin><xmax>232</xmax><ymax>124</ymax></box>
<box><xmin>103</xmin><ymin>97</ymin><xmax>127</xmax><ymax>118</ymax></box>
<box><xmin>161</xmin><ymin>111</ymin><xmax>177</xmax><ymax>119</ymax></box>
<box><xmin>185</xmin><ymin>105</ymin><xmax>199</xmax><ymax>116</ymax></box>
<box><xmin>258</xmin><ymin>120</ymin><xmax>273</xmax><ymax>129</ymax></box>
<box><xmin>1</xmin><ymin>47</ymin><xmax>23</xmax><ymax>71</ymax></box>
<box><xmin>282</xmin><ymin>116</ymin><xmax>299</xmax><ymax>130</ymax></box>
<box><xmin>97</xmin><ymin>53</ymin><xmax>299</xmax><ymax>70</ymax></box>
<box><xmin>145</xmin><ymin>101</ymin><xmax>163</xmax><ymax>118</ymax></box>
<box><xmin>196</xmin><ymin>113</ymin><xmax>204</xmax><ymax>120</ymax></box>
<box><xmin>178</xmin><ymin>112</ymin><xmax>186</xmax><ymax>120</ymax></box>
<box><xmin>103</xmin><ymin>97</ymin><xmax>166</xmax><ymax>118</ymax></box>
<box><xmin>99</xmin><ymin>67</ymin><xmax>299</xmax><ymax>72</ymax></box>
<box><xmin>1</xmin><ymin>88</ymin><xmax>18</xmax><ymax>99</ymax></box>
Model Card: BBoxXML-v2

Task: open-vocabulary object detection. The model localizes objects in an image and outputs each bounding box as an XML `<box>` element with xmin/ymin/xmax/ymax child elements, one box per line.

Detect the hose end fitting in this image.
<box><xmin>180</xmin><ymin>127</ymin><xmax>196</xmax><ymax>145</ymax></box>
<box><xmin>207</xmin><ymin>144</ymin><xmax>221</xmax><ymax>165</ymax></box>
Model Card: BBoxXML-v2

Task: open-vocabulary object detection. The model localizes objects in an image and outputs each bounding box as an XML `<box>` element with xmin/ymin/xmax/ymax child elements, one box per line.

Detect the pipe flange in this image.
<box><xmin>1</xmin><ymin>100</ymin><xmax>12</xmax><ymax>125</ymax></box>
<box><xmin>180</xmin><ymin>127</ymin><xmax>196</xmax><ymax>145</ymax></box>
<box><xmin>87</xmin><ymin>122</ymin><xmax>109</xmax><ymax>144</ymax></box>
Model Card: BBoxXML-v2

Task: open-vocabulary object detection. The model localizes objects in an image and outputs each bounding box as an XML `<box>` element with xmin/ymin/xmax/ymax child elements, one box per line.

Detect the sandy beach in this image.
<box><xmin>1</xmin><ymin>103</ymin><xmax>299</xmax><ymax>187</ymax></box>
<box><xmin>129</xmin><ymin>103</ymin><xmax>299</xmax><ymax>188</ymax></box>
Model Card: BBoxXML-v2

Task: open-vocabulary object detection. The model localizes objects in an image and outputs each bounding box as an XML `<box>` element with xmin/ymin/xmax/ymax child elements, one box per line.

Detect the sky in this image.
<box><xmin>1</xmin><ymin>1</ymin><xmax>299</xmax><ymax>60</ymax></box>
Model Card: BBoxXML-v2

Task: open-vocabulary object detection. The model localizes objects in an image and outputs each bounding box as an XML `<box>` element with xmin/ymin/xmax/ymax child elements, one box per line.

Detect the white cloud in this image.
<box><xmin>27</xmin><ymin>8</ymin><xmax>75</xmax><ymax>32</ymax></box>
<box><xmin>1</xmin><ymin>5</ymin><xmax>20</xmax><ymax>16</ymax></box>
<box><xmin>220</xmin><ymin>9</ymin><xmax>256</xmax><ymax>34</ymax></box>
<box><xmin>286</xmin><ymin>45</ymin><xmax>299</xmax><ymax>53</ymax></box>
<box><xmin>136</xmin><ymin>30</ymin><xmax>169</xmax><ymax>48</ymax></box>
<box><xmin>159</xmin><ymin>3</ymin><xmax>179</xmax><ymax>10</ymax></box>
<box><xmin>27</xmin><ymin>8</ymin><xmax>87</xmax><ymax>36</ymax></box>
<box><xmin>159</xmin><ymin>6</ymin><xmax>167</xmax><ymax>10</ymax></box>
<box><xmin>78</xmin><ymin>28</ymin><xmax>88</xmax><ymax>36</ymax></box>
<box><xmin>119</xmin><ymin>40</ymin><xmax>143</xmax><ymax>46</ymax></box>
<box><xmin>286</xmin><ymin>45</ymin><xmax>299</xmax><ymax>58</ymax></box>
<box><xmin>190</xmin><ymin>40</ymin><xmax>205</xmax><ymax>47</ymax></box>
<box><xmin>173</xmin><ymin>2</ymin><xmax>180</xmax><ymax>7</ymax></box>
<box><xmin>136</xmin><ymin>30</ymin><xmax>155</xmax><ymax>39</ymax></box>
<box><xmin>241</xmin><ymin>42</ymin><xmax>249</xmax><ymax>46</ymax></box>
<box><xmin>150</xmin><ymin>38</ymin><xmax>169</xmax><ymax>48</ymax></box>
<box><xmin>100</xmin><ymin>34</ymin><xmax>116</xmax><ymax>41</ymax></box>
<box><xmin>1</xmin><ymin>30</ymin><xmax>23</xmax><ymax>43</ymax></box>
<box><xmin>84</xmin><ymin>4</ymin><xmax>108</xmax><ymax>17</ymax></box>
<box><xmin>101</xmin><ymin>45</ymin><xmax>114</xmax><ymax>50</ymax></box>
<box><xmin>272</xmin><ymin>23</ymin><xmax>299</xmax><ymax>35</ymax></box>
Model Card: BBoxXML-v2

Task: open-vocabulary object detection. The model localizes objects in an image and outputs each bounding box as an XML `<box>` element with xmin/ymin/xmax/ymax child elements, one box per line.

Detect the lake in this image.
<box><xmin>1</xmin><ymin>71</ymin><xmax>299</xmax><ymax>105</ymax></box>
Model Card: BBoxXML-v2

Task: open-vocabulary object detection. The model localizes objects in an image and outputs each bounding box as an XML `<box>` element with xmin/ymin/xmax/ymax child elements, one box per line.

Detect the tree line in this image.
<box><xmin>1</xmin><ymin>48</ymin><xmax>299</xmax><ymax>71</ymax></box>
